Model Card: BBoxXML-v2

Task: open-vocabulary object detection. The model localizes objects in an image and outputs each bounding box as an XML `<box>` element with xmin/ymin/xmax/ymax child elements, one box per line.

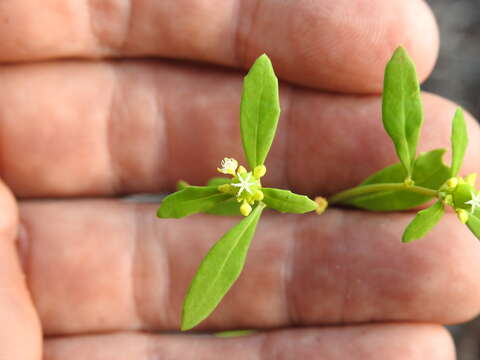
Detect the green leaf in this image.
<box><xmin>344</xmin><ymin>149</ymin><xmax>450</xmax><ymax>211</ymax></box>
<box><xmin>207</xmin><ymin>177</ymin><xmax>231</xmax><ymax>187</ymax></box>
<box><xmin>240</xmin><ymin>54</ymin><xmax>281</xmax><ymax>169</ymax></box>
<box><xmin>466</xmin><ymin>214</ymin><xmax>480</xmax><ymax>240</ymax></box>
<box><xmin>181</xmin><ymin>204</ymin><xmax>265</xmax><ymax>331</ymax></box>
<box><xmin>382</xmin><ymin>46</ymin><xmax>423</xmax><ymax>177</ymax></box>
<box><xmin>204</xmin><ymin>178</ymin><xmax>242</xmax><ymax>216</ymax></box>
<box><xmin>262</xmin><ymin>188</ymin><xmax>318</xmax><ymax>214</ymax></box>
<box><xmin>402</xmin><ymin>201</ymin><xmax>445</xmax><ymax>242</ymax></box>
<box><xmin>214</xmin><ymin>329</ymin><xmax>255</xmax><ymax>338</ymax></box>
<box><xmin>450</xmin><ymin>108</ymin><xmax>468</xmax><ymax>176</ymax></box>
<box><xmin>157</xmin><ymin>186</ymin><xmax>232</xmax><ymax>218</ymax></box>
<box><xmin>206</xmin><ymin>198</ymin><xmax>242</xmax><ymax>216</ymax></box>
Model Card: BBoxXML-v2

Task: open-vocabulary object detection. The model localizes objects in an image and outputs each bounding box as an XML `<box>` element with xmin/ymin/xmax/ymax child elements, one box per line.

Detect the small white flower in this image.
<box><xmin>231</xmin><ymin>172</ymin><xmax>256</xmax><ymax>196</ymax></box>
<box><xmin>465</xmin><ymin>191</ymin><xmax>480</xmax><ymax>214</ymax></box>
<box><xmin>217</xmin><ymin>158</ymin><xmax>238</xmax><ymax>175</ymax></box>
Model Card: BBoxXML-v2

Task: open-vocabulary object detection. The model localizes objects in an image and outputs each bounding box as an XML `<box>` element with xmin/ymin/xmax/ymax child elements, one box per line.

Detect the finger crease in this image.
<box><xmin>131</xmin><ymin>203</ymin><xmax>145</xmax><ymax>329</ymax></box>
<box><xmin>105</xmin><ymin>65</ymin><xmax>124</xmax><ymax>194</ymax></box>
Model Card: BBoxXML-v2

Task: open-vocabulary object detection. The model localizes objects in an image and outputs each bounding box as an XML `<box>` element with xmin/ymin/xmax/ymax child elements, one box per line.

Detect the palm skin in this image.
<box><xmin>0</xmin><ymin>1</ymin><xmax>479</xmax><ymax>359</ymax></box>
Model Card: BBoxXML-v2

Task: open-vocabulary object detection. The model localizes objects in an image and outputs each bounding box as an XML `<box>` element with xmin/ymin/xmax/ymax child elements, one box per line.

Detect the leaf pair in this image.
<box><xmin>341</xmin><ymin>149</ymin><xmax>450</xmax><ymax>211</ymax></box>
<box><xmin>159</xmin><ymin>183</ymin><xmax>318</xmax><ymax>218</ymax></box>
<box><xmin>402</xmin><ymin>108</ymin><xmax>468</xmax><ymax>242</ymax></box>
<box><xmin>178</xmin><ymin>56</ymin><xmax>283</xmax><ymax>331</ymax></box>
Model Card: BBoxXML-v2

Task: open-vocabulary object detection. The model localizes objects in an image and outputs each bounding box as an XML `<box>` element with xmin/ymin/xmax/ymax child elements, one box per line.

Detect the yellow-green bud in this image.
<box><xmin>447</xmin><ymin>177</ymin><xmax>458</xmax><ymax>191</ymax></box>
<box><xmin>457</xmin><ymin>209</ymin><xmax>469</xmax><ymax>224</ymax></box>
<box><xmin>452</xmin><ymin>183</ymin><xmax>476</xmax><ymax>210</ymax></box>
<box><xmin>314</xmin><ymin>196</ymin><xmax>328</xmax><ymax>215</ymax></box>
<box><xmin>237</xmin><ymin>166</ymin><xmax>247</xmax><ymax>174</ymax></box>
<box><xmin>253</xmin><ymin>165</ymin><xmax>267</xmax><ymax>178</ymax></box>
<box><xmin>404</xmin><ymin>177</ymin><xmax>414</xmax><ymax>187</ymax></box>
<box><xmin>465</xmin><ymin>173</ymin><xmax>477</xmax><ymax>187</ymax></box>
<box><xmin>253</xmin><ymin>190</ymin><xmax>264</xmax><ymax>201</ymax></box>
<box><xmin>218</xmin><ymin>184</ymin><xmax>232</xmax><ymax>193</ymax></box>
<box><xmin>240</xmin><ymin>200</ymin><xmax>252</xmax><ymax>216</ymax></box>
<box><xmin>443</xmin><ymin>194</ymin><xmax>453</xmax><ymax>206</ymax></box>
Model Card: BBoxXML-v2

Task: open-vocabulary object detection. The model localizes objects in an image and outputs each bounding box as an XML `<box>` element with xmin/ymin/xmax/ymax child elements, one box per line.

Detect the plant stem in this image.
<box><xmin>328</xmin><ymin>183</ymin><xmax>438</xmax><ymax>205</ymax></box>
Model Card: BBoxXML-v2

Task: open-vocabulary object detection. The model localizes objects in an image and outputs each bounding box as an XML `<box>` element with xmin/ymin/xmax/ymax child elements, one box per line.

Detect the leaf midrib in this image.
<box><xmin>252</xmin><ymin>65</ymin><xmax>266</xmax><ymax>167</ymax></box>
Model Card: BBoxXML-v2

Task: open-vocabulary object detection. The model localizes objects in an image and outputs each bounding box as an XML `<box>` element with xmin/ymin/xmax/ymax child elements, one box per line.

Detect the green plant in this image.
<box><xmin>157</xmin><ymin>47</ymin><xmax>479</xmax><ymax>331</ymax></box>
<box><xmin>328</xmin><ymin>47</ymin><xmax>478</xmax><ymax>243</ymax></box>
<box><xmin>157</xmin><ymin>55</ymin><xmax>324</xmax><ymax>331</ymax></box>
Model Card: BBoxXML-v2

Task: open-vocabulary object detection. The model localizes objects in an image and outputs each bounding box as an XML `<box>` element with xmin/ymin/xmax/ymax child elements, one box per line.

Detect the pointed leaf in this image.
<box><xmin>262</xmin><ymin>188</ymin><xmax>318</xmax><ymax>214</ymax></box>
<box><xmin>206</xmin><ymin>198</ymin><xmax>242</xmax><ymax>216</ymax></box>
<box><xmin>157</xmin><ymin>186</ymin><xmax>231</xmax><ymax>218</ymax></box>
<box><xmin>240</xmin><ymin>54</ymin><xmax>280</xmax><ymax>169</ymax></box>
<box><xmin>181</xmin><ymin>204</ymin><xmax>265</xmax><ymax>331</ymax></box>
<box><xmin>215</xmin><ymin>330</ymin><xmax>255</xmax><ymax>338</ymax></box>
<box><xmin>382</xmin><ymin>46</ymin><xmax>423</xmax><ymax>177</ymax></box>
<box><xmin>450</xmin><ymin>108</ymin><xmax>468</xmax><ymax>176</ymax></box>
<box><xmin>207</xmin><ymin>177</ymin><xmax>231</xmax><ymax>187</ymax></box>
<box><xmin>402</xmin><ymin>201</ymin><xmax>445</xmax><ymax>242</ymax></box>
<box><xmin>176</xmin><ymin>180</ymin><xmax>190</xmax><ymax>191</ymax></box>
<box><xmin>343</xmin><ymin>149</ymin><xmax>450</xmax><ymax>211</ymax></box>
<box><xmin>466</xmin><ymin>214</ymin><xmax>480</xmax><ymax>240</ymax></box>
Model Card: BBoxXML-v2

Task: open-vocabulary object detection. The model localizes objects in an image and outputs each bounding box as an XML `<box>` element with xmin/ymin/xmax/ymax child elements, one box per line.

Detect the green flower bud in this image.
<box><xmin>446</xmin><ymin>177</ymin><xmax>458</xmax><ymax>191</ymax></box>
<box><xmin>253</xmin><ymin>190</ymin><xmax>264</xmax><ymax>201</ymax></box>
<box><xmin>315</xmin><ymin>197</ymin><xmax>328</xmax><ymax>215</ymax></box>
<box><xmin>465</xmin><ymin>173</ymin><xmax>477</xmax><ymax>187</ymax></box>
<box><xmin>218</xmin><ymin>184</ymin><xmax>232</xmax><ymax>193</ymax></box>
<box><xmin>253</xmin><ymin>165</ymin><xmax>267</xmax><ymax>178</ymax></box>
<box><xmin>237</xmin><ymin>166</ymin><xmax>247</xmax><ymax>174</ymax></box>
<box><xmin>452</xmin><ymin>183</ymin><xmax>476</xmax><ymax>211</ymax></box>
<box><xmin>457</xmin><ymin>209</ymin><xmax>469</xmax><ymax>224</ymax></box>
<box><xmin>240</xmin><ymin>201</ymin><xmax>252</xmax><ymax>216</ymax></box>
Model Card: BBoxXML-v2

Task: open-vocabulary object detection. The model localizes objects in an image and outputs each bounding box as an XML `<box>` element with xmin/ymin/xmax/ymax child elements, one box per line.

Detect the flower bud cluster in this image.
<box><xmin>439</xmin><ymin>173</ymin><xmax>479</xmax><ymax>224</ymax></box>
<box><xmin>217</xmin><ymin>157</ymin><xmax>267</xmax><ymax>216</ymax></box>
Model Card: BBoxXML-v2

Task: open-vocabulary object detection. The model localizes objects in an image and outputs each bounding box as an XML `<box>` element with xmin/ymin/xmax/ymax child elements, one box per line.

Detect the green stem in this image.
<box><xmin>328</xmin><ymin>183</ymin><xmax>438</xmax><ymax>205</ymax></box>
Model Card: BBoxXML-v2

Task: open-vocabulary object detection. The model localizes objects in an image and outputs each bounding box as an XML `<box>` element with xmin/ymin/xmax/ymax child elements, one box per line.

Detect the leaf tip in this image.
<box><xmin>156</xmin><ymin>206</ymin><xmax>165</xmax><ymax>218</ymax></box>
<box><xmin>256</xmin><ymin>53</ymin><xmax>271</xmax><ymax>64</ymax></box>
<box><xmin>180</xmin><ymin>308</ymin><xmax>196</xmax><ymax>332</ymax></box>
<box><xmin>392</xmin><ymin>45</ymin><xmax>408</xmax><ymax>59</ymax></box>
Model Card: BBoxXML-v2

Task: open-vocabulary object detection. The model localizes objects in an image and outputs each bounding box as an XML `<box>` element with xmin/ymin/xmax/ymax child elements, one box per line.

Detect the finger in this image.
<box><xmin>0</xmin><ymin>180</ymin><xmax>41</xmax><ymax>359</ymax></box>
<box><xmin>1</xmin><ymin>61</ymin><xmax>478</xmax><ymax>198</ymax></box>
<box><xmin>20</xmin><ymin>200</ymin><xmax>480</xmax><ymax>335</ymax></box>
<box><xmin>0</xmin><ymin>0</ymin><xmax>438</xmax><ymax>92</ymax></box>
<box><xmin>43</xmin><ymin>324</ymin><xmax>454</xmax><ymax>360</ymax></box>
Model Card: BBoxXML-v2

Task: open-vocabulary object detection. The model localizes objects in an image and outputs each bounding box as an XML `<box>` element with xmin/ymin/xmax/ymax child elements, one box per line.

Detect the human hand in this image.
<box><xmin>1</xmin><ymin>1</ymin><xmax>480</xmax><ymax>359</ymax></box>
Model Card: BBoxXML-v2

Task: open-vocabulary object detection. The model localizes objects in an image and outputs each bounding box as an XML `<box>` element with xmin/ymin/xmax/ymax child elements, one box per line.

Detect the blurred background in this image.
<box><xmin>425</xmin><ymin>0</ymin><xmax>479</xmax><ymax>119</ymax></box>
<box><xmin>424</xmin><ymin>1</ymin><xmax>480</xmax><ymax>358</ymax></box>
